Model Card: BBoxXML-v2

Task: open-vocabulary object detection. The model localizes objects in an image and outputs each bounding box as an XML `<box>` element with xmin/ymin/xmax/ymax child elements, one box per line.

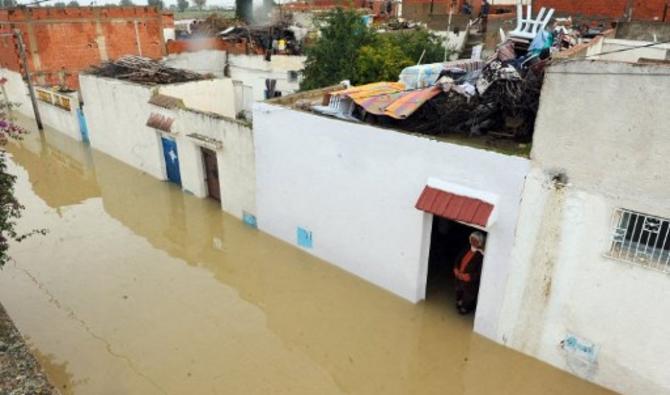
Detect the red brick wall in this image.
<box><xmin>402</xmin><ymin>0</ymin><xmax>669</xmax><ymax>21</ymax></box>
<box><xmin>534</xmin><ymin>0</ymin><xmax>669</xmax><ymax>21</ymax></box>
<box><xmin>166</xmin><ymin>38</ymin><xmax>265</xmax><ymax>56</ymax></box>
<box><xmin>0</xmin><ymin>6</ymin><xmax>166</xmax><ymax>89</ymax></box>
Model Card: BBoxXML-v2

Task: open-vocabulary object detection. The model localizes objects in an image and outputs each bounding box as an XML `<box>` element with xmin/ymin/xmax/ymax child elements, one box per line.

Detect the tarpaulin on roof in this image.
<box><xmin>330</xmin><ymin>82</ymin><xmax>405</xmax><ymax>103</ymax></box>
<box><xmin>383</xmin><ymin>86</ymin><xmax>442</xmax><ymax>120</ymax></box>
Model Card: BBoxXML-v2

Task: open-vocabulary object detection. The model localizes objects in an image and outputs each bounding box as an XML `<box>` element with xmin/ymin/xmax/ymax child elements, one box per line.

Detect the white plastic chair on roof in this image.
<box><xmin>509</xmin><ymin>1</ymin><xmax>555</xmax><ymax>40</ymax></box>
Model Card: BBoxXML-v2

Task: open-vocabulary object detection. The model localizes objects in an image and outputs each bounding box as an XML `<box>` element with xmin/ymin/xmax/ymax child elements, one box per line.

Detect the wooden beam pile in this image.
<box><xmin>89</xmin><ymin>55</ymin><xmax>210</xmax><ymax>85</ymax></box>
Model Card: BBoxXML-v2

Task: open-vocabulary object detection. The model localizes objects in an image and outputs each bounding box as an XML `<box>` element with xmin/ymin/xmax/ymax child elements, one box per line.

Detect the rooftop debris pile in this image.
<box><xmin>88</xmin><ymin>56</ymin><xmax>210</xmax><ymax>85</ymax></box>
<box><xmin>218</xmin><ymin>24</ymin><xmax>306</xmax><ymax>55</ymax></box>
<box><xmin>308</xmin><ymin>6</ymin><xmax>601</xmax><ymax>143</ymax></box>
<box><xmin>190</xmin><ymin>14</ymin><xmax>240</xmax><ymax>36</ymax></box>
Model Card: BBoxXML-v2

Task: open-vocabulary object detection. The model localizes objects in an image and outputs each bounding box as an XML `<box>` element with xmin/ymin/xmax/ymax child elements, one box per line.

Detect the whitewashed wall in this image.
<box><xmin>586</xmin><ymin>38</ymin><xmax>670</xmax><ymax>62</ymax></box>
<box><xmin>0</xmin><ymin>68</ymin><xmax>31</xmax><ymax>115</ymax></box>
<box><xmin>163</xmin><ymin>50</ymin><xmax>227</xmax><ymax>77</ymax></box>
<box><xmin>172</xmin><ymin>109</ymin><xmax>255</xmax><ymax>219</ymax></box>
<box><xmin>79</xmin><ymin>74</ymin><xmax>254</xmax><ymax>219</ymax></box>
<box><xmin>498</xmin><ymin>61</ymin><xmax>670</xmax><ymax>394</ymax></box>
<box><xmin>1</xmin><ymin>68</ymin><xmax>80</xmax><ymax>140</ymax></box>
<box><xmin>253</xmin><ymin>102</ymin><xmax>530</xmax><ymax>339</ymax></box>
<box><xmin>228</xmin><ymin>54</ymin><xmax>305</xmax><ymax>101</ymax></box>
<box><xmin>160</xmin><ymin>79</ymin><xmax>237</xmax><ymax>118</ymax></box>
<box><xmin>79</xmin><ymin>75</ymin><xmax>166</xmax><ymax>180</ymax></box>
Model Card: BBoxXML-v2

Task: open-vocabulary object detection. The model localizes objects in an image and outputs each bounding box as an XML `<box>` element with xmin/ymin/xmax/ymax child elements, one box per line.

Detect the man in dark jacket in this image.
<box><xmin>453</xmin><ymin>231</ymin><xmax>485</xmax><ymax>315</ymax></box>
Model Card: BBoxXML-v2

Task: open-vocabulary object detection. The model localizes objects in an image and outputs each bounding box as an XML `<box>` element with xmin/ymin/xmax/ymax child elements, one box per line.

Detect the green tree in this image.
<box><xmin>301</xmin><ymin>9</ymin><xmax>447</xmax><ymax>89</ymax></box>
<box><xmin>0</xmin><ymin>0</ymin><xmax>17</xmax><ymax>8</ymax></box>
<box><xmin>192</xmin><ymin>0</ymin><xmax>205</xmax><ymax>10</ymax></box>
<box><xmin>177</xmin><ymin>0</ymin><xmax>188</xmax><ymax>12</ymax></box>
<box><xmin>54</xmin><ymin>1</ymin><xmax>66</xmax><ymax>6</ymax></box>
<box><xmin>67</xmin><ymin>0</ymin><xmax>80</xmax><ymax>6</ymax></box>
<box><xmin>386</xmin><ymin>29</ymin><xmax>446</xmax><ymax>65</ymax></box>
<box><xmin>147</xmin><ymin>0</ymin><xmax>164</xmax><ymax>9</ymax></box>
<box><xmin>354</xmin><ymin>36</ymin><xmax>414</xmax><ymax>85</ymax></box>
<box><xmin>119</xmin><ymin>0</ymin><xmax>133</xmax><ymax>6</ymax></box>
<box><xmin>301</xmin><ymin>8</ymin><xmax>375</xmax><ymax>90</ymax></box>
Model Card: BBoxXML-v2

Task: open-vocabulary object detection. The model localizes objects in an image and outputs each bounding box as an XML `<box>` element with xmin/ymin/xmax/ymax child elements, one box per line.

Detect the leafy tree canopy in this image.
<box><xmin>193</xmin><ymin>0</ymin><xmax>206</xmax><ymax>10</ymax></box>
<box><xmin>119</xmin><ymin>0</ymin><xmax>133</xmax><ymax>6</ymax></box>
<box><xmin>301</xmin><ymin>8</ymin><xmax>447</xmax><ymax>90</ymax></box>
<box><xmin>177</xmin><ymin>0</ymin><xmax>189</xmax><ymax>12</ymax></box>
<box><xmin>67</xmin><ymin>0</ymin><xmax>80</xmax><ymax>6</ymax></box>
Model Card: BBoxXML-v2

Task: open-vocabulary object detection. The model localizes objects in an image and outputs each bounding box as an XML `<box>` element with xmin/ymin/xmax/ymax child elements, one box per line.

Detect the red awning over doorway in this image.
<box><xmin>415</xmin><ymin>186</ymin><xmax>494</xmax><ymax>227</ymax></box>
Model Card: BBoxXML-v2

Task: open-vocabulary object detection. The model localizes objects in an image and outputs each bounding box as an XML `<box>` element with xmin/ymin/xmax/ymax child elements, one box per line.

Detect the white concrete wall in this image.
<box><xmin>163</xmin><ymin>27</ymin><xmax>176</xmax><ymax>42</ymax></box>
<box><xmin>587</xmin><ymin>38</ymin><xmax>670</xmax><ymax>62</ymax></box>
<box><xmin>0</xmin><ymin>68</ymin><xmax>31</xmax><ymax>116</ymax></box>
<box><xmin>163</xmin><ymin>50</ymin><xmax>227</xmax><ymax>76</ymax></box>
<box><xmin>159</xmin><ymin>79</ymin><xmax>237</xmax><ymax>118</ymax></box>
<box><xmin>35</xmin><ymin>90</ymin><xmax>81</xmax><ymax>141</ymax></box>
<box><xmin>498</xmin><ymin>61</ymin><xmax>670</xmax><ymax>394</ymax></box>
<box><xmin>79</xmin><ymin>73</ymin><xmax>255</xmax><ymax>220</ymax></box>
<box><xmin>229</xmin><ymin>54</ymin><xmax>306</xmax><ymax>101</ymax></box>
<box><xmin>171</xmin><ymin>109</ymin><xmax>255</xmax><ymax>219</ymax></box>
<box><xmin>79</xmin><ymin>75</ymin><xmax>166</xmax><ymax>180</ymax></box>
<box><xmin>253</xmin><ymin>102</ymin><xmax>530</xmax><ymax>339</ymax></box>
<box><xmin>1</xmin><ymin>68</ymin><xmax>81</xmax><ymax>140</ymax></box>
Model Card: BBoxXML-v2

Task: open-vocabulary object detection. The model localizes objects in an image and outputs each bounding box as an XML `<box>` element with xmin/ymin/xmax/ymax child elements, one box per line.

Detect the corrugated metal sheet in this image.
<box><xmin>356</xmin><ymin>92</ymin><xmax>405</xmax><ymax>115</ymax></box>
<box><xmin>415</xmin><ymin>186</ymin><xmax>493</xmax><ymax>227</ymax></box>
<box><xmin>148</xmin><ymin>94</ymin><xmax>183</xmax><ymax>109</ymax></box>
<box><xmin>330</xmin><ymin>82</ymin><xmax>405</xmax><ymax>103</ymax></box>
<box><xmin>383</xmin><ymin>86</ymin><xmax>441</xmax><ymax>119</ymax></box>
<box><xmin>146</xmin><ymin>113</ymin><xmax>174</xmax><ymax>132</ymax></box>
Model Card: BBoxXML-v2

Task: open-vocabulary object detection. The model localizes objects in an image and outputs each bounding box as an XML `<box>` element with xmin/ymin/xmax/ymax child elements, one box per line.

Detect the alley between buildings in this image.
<box><xmin>0</xmin><ymin>118</ymin><xmax>613</xmax><ymax>394</ymax></box>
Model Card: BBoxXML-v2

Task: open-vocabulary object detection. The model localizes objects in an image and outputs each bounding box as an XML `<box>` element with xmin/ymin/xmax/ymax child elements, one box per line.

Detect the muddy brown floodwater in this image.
<box><xmin>0</xmin><ymin>124</ymin><xmax>613</xmax><ymax>395</ymax></box>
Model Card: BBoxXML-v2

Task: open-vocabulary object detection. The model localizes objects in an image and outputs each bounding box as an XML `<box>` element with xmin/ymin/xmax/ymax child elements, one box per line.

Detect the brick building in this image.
<box><xmin>534</xmin><ymin>0</ymin><xmax>669</xmax><ymax>21</ymax></box>
<box><xmin>402</xmin><ymin>0</ymin><xmax>670</xmax><ymax>23</ymax></box>
<box><xmin>0</xmin><ymin>6</ymin><xmax>168</xmax><ymax>89</ymax></box>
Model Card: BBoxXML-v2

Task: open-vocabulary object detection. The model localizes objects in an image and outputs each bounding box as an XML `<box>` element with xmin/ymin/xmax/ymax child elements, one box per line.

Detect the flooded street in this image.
<box><xmin>0</xmin><ymin>126</ymin><xmax>611</xmax><ymax>395</ymax></box>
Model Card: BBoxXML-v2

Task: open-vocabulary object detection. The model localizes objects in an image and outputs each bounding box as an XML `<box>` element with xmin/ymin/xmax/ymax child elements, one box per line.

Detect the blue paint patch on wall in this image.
<box><xmin>243</xmin><ymin>212</ymin><xmax>257</xmax><ymax>228</ymax></box>
<box><xmin>297</xmin><ymin>227</ymin><xmax>313</xmax><ymax>249</ymax></box>
<box><xmin>562</xmin><ymin>333</ymin><xmax>598</xmax><ymax>362</ymax></box>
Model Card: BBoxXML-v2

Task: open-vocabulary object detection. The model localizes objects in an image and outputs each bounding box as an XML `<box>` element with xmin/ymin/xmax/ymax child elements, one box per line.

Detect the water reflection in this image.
<box><xmin>0</xmin><ymin>123</ymin><xmax>611</xmax><ymax>394</ymax></box>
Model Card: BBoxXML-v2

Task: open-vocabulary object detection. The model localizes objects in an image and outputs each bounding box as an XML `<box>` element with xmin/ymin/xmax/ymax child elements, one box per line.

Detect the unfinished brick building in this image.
<box><xmin>402</xmin><ymin>0</ymin><xmax>670</xmax><ymax>23</ymax></box>
<box><xmin>0</xmin><ymin>6</ymin><xmax>167</xmax><ymax>89</ymax></box>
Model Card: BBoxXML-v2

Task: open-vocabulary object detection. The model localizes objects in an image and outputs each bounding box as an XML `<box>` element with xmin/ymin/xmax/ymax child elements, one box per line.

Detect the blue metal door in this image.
<box><xmin>76</xmin><ymin>108</ymin><xmax>89</xmax><ymax>144</ymax></box>
<box><xmin>161</xmin><ymin>136</ymin><xmax>181</xmax><ymax>186</ymax></box>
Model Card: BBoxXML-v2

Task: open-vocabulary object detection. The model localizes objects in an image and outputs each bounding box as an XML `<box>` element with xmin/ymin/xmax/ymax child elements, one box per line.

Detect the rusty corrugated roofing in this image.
<box><xmin>415</xmin><ymin>186</ymin><xmax>493</xmax><ymax>227</ymax></box>
<box><xmin>148</xmin><ymin>94</ymin><xmax>183</xmax><ymax>109</ymax></box>
<box><xmin>383</xmin><ymin>86</ymin><xmax>442</xmax><ymax>120</ymax></box>
<box><xmin>330</xmin><ymin>82</ymin><xmax>406</xmax><ymax>102</ymax></box>
<box><xmin>146</xmin><ymin>113</ymin><xmax>174</xmax><ymax>132</ymax></box>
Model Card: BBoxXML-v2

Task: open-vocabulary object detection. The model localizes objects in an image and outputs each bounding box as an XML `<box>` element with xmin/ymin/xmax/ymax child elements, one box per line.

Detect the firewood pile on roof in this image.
<box><xmin>88</xmin><ymin>55</ymin><xmax>211</xmax><ymax>85</ymax></box>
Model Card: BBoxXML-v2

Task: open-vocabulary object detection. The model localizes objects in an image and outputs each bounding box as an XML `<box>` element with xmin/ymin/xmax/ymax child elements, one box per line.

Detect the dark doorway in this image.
<box><xmin>201</xmin><ymin>147</ymin><xmax>221</xmax><ymax>201</ymax></box>
<box><xmin>426</xmin><ymin>216</ymin><xmax>486</xmax><ymax>313</ymax></box>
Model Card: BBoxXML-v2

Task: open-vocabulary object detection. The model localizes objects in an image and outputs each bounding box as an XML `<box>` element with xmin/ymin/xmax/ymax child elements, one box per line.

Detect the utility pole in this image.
<box><xmin>13</xmin><ymin>29</ymin><xmax>43</xmax><ymax>131</ymax></box>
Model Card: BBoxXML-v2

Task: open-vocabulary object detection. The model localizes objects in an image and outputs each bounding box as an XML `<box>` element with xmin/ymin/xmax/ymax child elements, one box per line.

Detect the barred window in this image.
<box><xmin>607</xmin><ymin>208</ymin><xmax>670</xmax><ymax>272</ymax></box>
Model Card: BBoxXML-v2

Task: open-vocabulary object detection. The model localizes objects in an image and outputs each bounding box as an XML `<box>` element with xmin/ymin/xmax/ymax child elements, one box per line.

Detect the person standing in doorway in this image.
<box><xmin>479</xmin><ymin>0</ymin><xmax>490</xmax><ymax>33</ymax></box>
<box><xmin>453</xmin><ymin>231</ymin><xmax>485</xmax><ymax>315</ymax></box>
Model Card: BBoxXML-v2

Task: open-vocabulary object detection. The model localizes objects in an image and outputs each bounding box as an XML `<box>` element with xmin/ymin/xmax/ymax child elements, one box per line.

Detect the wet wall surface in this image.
<box><xmin>0</xmin><ymin>128</ymin><xmax>612</xmax><ymax>394</ymax></box>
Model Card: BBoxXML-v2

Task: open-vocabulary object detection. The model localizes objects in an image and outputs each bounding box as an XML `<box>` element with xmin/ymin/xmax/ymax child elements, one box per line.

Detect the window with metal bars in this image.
<box><xmin>607</xmin><ymin>208</ymin><xmax>670</xmax><ymax>272</ymax></box>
